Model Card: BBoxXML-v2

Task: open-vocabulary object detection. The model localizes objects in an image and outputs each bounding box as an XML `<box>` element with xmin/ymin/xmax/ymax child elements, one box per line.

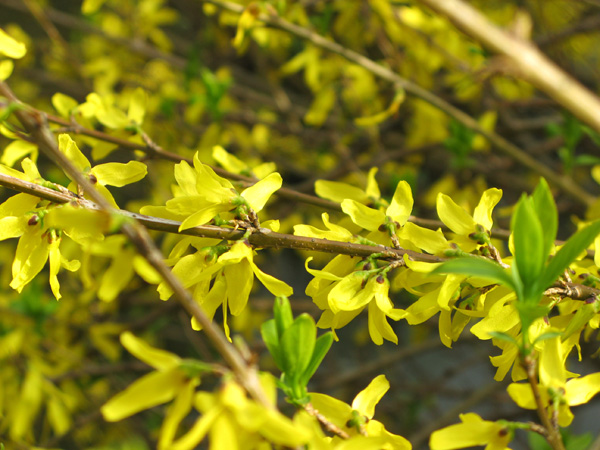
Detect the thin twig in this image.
<box><xmin>416</xmin><ymin>0</ymin><xmax>600</xmax><ymax>144</ymax></box>
<box><xmin>523</xmin><ymin>356</ymin><xmax>566</xmax><ymax>450</ymax></box>
<box><xmin>1</xmin><ymin>170</ymin><xmax>599</xmax><ymax>300</ymax></box>
<box><xmin>304</xmin><ymin>402</ymin><xmax>350</xmax><ymax>439</ymax></box>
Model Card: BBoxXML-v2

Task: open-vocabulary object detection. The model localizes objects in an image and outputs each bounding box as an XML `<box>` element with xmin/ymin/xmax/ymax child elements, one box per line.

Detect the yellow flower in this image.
<box><xmin>436</xmin><ymin>188</ymin><xmax>502</xmax><ymax>252</ymax></box>
<box><xmin>0</xmin><ymin>27</ymin><xmax>26</xmax><ymax>81</ymax></box>
<box><xmin>309</xmin><ymin>375</ymin><xmax>411</xmax><ymax>448</ymax></box>
<box><xmin>507</xmin><ymin>337</ymin><xmax>600</xmax><ymax>426</ymax></box>
<box><xmin>170</xmin><ymin>377</ymin><xmax>311</xmax><ymax>450</ymax></box>
<box><xmin>315</xmin><ymin>167</ymin><xmax>381</xmax><ymax>205</ymax></box>
<box><xmin>0</xmin><ymin>191</ymin><xmax>107</xmax><ymax>299</ymax></box>
<box><xmin>102</xmin><ymin>332</ymin><xmax>208</xmax><ymax>449</ymax></box>
<box><xmin>341</xmin><ymin>179</ymin><xmax>413</xmax><ymax>232</ymax></box>
<box><xmin>143</xmin><ymin>152</ymin><xmax>282</xmax><ymax>231</ymax></box>
<box><xmin>58</xmin><ymin>134</ymin><xmax>147</xmax><ymax>208</ymax></box>
<box><xmin>430</xmin><ymin>413</ymin><xmax>512</xmax><ymax>450</ymax></box>
<box><xmin>305</xmin><ymin>258</ymin><xmax>405</xmax><ymax>345</ymax></box>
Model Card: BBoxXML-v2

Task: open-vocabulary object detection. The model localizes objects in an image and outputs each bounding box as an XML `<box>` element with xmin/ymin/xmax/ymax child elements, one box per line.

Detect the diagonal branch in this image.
<box><xmin>1</xmin><ymin>170</ymin><xmax>598</xmax><ymax>300</ymax></box>
<box><xmin>203</xmin><ymin>0</ymin><xmax>595</xmax><ymax>207</ymax></box>
<box><xmin>417</xmin><ymin>0</ymin><xmax>600</xmax><ymax>138</ymax></box>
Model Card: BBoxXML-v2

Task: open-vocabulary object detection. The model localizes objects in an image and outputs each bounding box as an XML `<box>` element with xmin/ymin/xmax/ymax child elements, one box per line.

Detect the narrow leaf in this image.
<box><xmin>274</xmin><ymin>296</ymin><xmax>293</xmax><ymax>340</ymax></box>
<box><xmin>538</xmin><ymin>220</ymin><xmax>600</xmax><ymax>292</ymax></box>
<box><xmin>512</xmin><ymin>195</ymin><xmax>545</xmax><ymax>294</ymax></box>
<box><xmin>260</xmin><ymin>319</ymin><xmax>284</xmax><ymax>371</ymax></box>
<box><xmin>531</xmin><ymin>178</ymin><xmax>557</xmax><ymax>262</ymax></box>
<box><xmin>431</xmin><ymin>257</ymin><xmax>519</xmax><ymax>295</ymax></box>
<box><xmin>281</xmin><ymin>314</ymin><xmax>316</xmax><ymax>383</ymax></box>
<box><xmin>299</xmin><ymin>332</ymin><xmax>333</xmax><ymax>387</ymax></box>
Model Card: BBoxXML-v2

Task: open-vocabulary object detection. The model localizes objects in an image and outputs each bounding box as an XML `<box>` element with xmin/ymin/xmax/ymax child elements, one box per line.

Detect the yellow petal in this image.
<box><xmin>308</xmin><ymin>393</ymin><xmax>351</xmax><ymax>429</ymax></box>
<box><xmin>101</xmin><ymin>368</ymin><xmax>184</xmax><ymax>422</ymax></box>
<box><xmin>368</xmin><ymin>301</ymin><xmax>398</xmax><ymax>345</ymax></box>
<box><xmin>351</xmin><ymin>374</ymin><xmax>389</xmax><ymax>418</ymax></box>
<box><xmin>539</xmin><ymin>337</ymin><xmax>566</xmax><ymax>389</ymax></box>
<box><xmin>0</xmin><ymin>59</ymin><xmax>13</xmax><ymax>80</ymax></box>
<box><xmin>225</xmin><ymin>260</ymin><xmax>253</xmax><ymax>315</ymax></box>
<box><xmin>251</xmin><ymin>260</ymin><xmax>293</xmax><ymax>297</ymax></box>
<box><xmin>51</xmin><ymin>92</ymin><xmax>78</xmax><ymax>119</ymax></box>
<box><xmin>159</xmin><ymin>379</ymin><xmax>199</xmax><ymax>449</ymax></box>
<box><xmin>58</xmin><ymin>134</ymin><xmax>90</xmax><ymax>173</ymax></box>
<box><xmin>365</xmin><ymin>167</ymin><xmax>381</xmax><ymax>200</ymax></box>
<box><xmin>0</xmin><ymin>28</ymin><xmax>26</xmax><ymax>58</ymax></box>
<box><xmin>436</xmin><ymin>193</ymin><xmax>476</xmax><ymax>235</ymax></box>
<box><xmin>120</xmin><ymin>331</ymin><xmax>180</xmax><ymax>370</ymax></box>
<box><xmin>128</xmin><ymin>87</ymin><xmax>147</xmax><ymax>124</ymax></box>
<box><xmin>178</xmin><ymin>204</ymin><xmax>230</xmax><ymax>231</ymax></box>
<box><xmin>92</xmin><ymin>161</ymin><xmax>147</xmax><ymax>187</ymax></box>
<box><xmin>315</xmin><ymin>179</ymin><xmax>368</xmax><ymax>204</ymax></box>
<box><xmin>241</xmin><ymin>172</ymin><xmax>282</xmax><ymax>212</ymax></box>
<box><xmin>98</xmin><ymin>251</ymin><xmax>135</xmax><ymax>302</ymax></box>
<box><xmin>565</xmin><ymin>373</ymin><xmax>600</xmax><ymax>405</ymax></box>
<box><xmin>506</xmin><ymin>383</ymin><xmax>536</xmax><ymax>409</ymax></box>
<box><xmin>341</xmin><ymin>199</ymin><xmax>385</xmax><ymax>231</ymax></box>
<box><xmin>48</xmin><ymin>240</ymin><xmax>62</xmax><ymax>300</ymax></box>
<box><xmin>170</xmin><ymin>405</ymin><xmax>222</xmax><ymax>450</ymax></box>
<box><xmin>473</xmin><ymin>188</ymin><xmax>502</xmax><ymax>230</ymax></box>
<box><xmin>1</xmin><ymin>140</ymin><xmax>37</xmax><ymax>167</ymax></box>
<box><xmin>430</xmin><ymin>413</ymin><xmax>505</xmax><ymax>450</ymax></box>
<box><xmin>386</xmin><ymin>180</ymin><xmax>413</xmax><ymax>226</ymax></box>
<box><xmin>10</xmin><ymin>229</ymin><xmax>49</xmax><ymax>293</ymax></box>
<box><xmin>328</xmin><ymin>272</ymin><xmax>367</xmax><ymax>313</ymax></box>
<box><xmin>213</xmin><ymin>145</ymin><xmax>247</xmax><ymax>174</ymax></box>
<box><xmin>399</xmin><ymin>222</ymin><xmax>448</xmax><ymax>255</ymax></box>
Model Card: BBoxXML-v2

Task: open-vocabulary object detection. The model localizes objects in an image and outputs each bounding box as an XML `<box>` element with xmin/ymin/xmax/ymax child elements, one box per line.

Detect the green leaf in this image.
<box><xmin>274</xmin><ymin>296</ymin><xmax>293</xmax><ymax>340</ymax></box>
<box><xmin>281</xmin><ymin>314</ymin><xmax>316</xmax><ymax>384</ymax></box>
<box><xmin>431</xmin><ymin>257</ymin><xmax>520</xmax><ymax>297</ymax></box>
<box><xmin>531</xmin><ymin>178</ymin><xmax>557</xmax><ymax>263</ymax></box>
<box><xmin>487</xmin><ymin>331</ymin><xmax>518</xmax><ymax>346</ymax></box>
<box><xmin>260</xmin><ymin>319</ymin><xmax>284</xmax><ymax>371</ymax></box>
<box><xmin>512</xmin><ymin>195</ymin><xmax>545</xmax><ymax>299</ymax></box>
<box><xmin>538</xmin><ymin>220</ymin><xmax>600</xmax><ymax>292</ymax></box>
<box><xmin>533</xmin><ymin>331</ymin><xmax>563</xmax><ymax>344</ymax></box>
<box><xmin>299</xmin><ymin>332</ymin><xmax>333</xmax><ymax>388</ymax></box>
<box><xmin>562</xmin><ymin>302</ymin><xmax>599</xmax><ymax>341</ymax></box>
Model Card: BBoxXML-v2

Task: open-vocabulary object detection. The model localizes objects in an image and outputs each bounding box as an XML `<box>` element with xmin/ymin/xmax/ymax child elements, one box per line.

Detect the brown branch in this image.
<box><xmin>203</xmin><ymin>0</ymin><xmax>595</xmax><ymax>207</ymax></box>
<box><xmin>2</xmin><ymin>170</ymin><xmax>600</xmax><ymax>300</ymax></box>
<box><xmin>416</xmin><ymin>0</ymin><xmax>600</xmax><ymax>143</ymax></box>
<box><xmin>523</xmin><ymin>356</ymin><xmax>566</xmax><ymax>450</ymax></box>
<box><xmin>304</xmin><ymin>402</ymin><xmax>350</xmax><ymax>440</ymax></box>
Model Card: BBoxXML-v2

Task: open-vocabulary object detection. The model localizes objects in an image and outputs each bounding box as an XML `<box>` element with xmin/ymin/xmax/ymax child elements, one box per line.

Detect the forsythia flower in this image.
<box><xmin>170</xmin><ymin>377</ymin><xmax>311</xmax><ymax>450</ymax></box>
<box><xmin>436</xmin><ymin>188</ymin><xmax>502</xmax><ymax>252</ymax></box>
<box><xmin>309</xmin><ymin>375</ymin><xmax>411</xmax><ymax>449</ymax></box>
<box><xmin>58</xmin><ymin>133</ymin><xmax>147</xmax><ymax>208</ymax></box>
<box><xmin>0</xmin><ymin>27</ymin><xmax>26</xmax><ymax>80</ymax></box>
<box><xmin>507</xmin><ymin>337</ymin><xmax>600</xmax><ymax>426</ymax></box>
<box><xmin>0</xmin><ymin>185</ymin><xmax>109</xmax><ymax>299</ymax></box>
<box><xmin>141</xmin><ymin>152</ymin><xmax>281</xmax><ymax>231</ymax></box>
<box><xmin>430</xmin><ymin>413</ymin><xmax>512</xmax><ymax>450</ymax></box>
<box><xmin>305</xmin><ymin>257</ymin><xmax>405</xmax><ymax>344</ymax></box>
<box><xmin>158</xmin><ymin>240</ymin><xmax>292</xmax><ymax>340</ymax></box>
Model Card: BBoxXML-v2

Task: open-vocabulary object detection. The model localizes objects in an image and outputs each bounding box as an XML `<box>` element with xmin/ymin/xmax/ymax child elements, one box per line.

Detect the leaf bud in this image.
<box><xmin>378</xmin><ymin>224</ymin><xmax>387</xmax><ymax>232</ymax></box>
<box><xmin>363</xmin><ymin>262</ymin><xmax>372</xmax><ymax>271</ymax></box>
<box><xmin>376</xmin><ymin>274</ymin><xmax>385</xmax><ymax>284</ymax></box>
<box><xmin>89</xmin><ymin>173</ymin><xmax>98</xmax><ymax>184</ymax></box>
